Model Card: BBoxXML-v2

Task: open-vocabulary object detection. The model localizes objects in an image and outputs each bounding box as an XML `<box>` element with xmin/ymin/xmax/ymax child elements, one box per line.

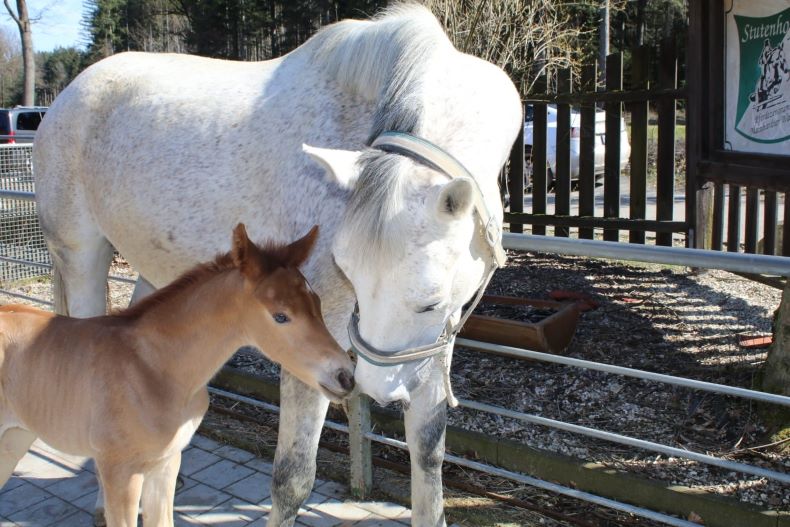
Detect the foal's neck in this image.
<box><xmin>133</xmin><ymin>270</ymin><xmax>252</xmax><ymax>396</ymax></box>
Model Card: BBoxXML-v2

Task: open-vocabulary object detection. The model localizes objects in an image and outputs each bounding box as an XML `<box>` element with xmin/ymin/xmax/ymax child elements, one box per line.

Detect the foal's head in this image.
<box><xmin>231</xmin><ymin>224</ymin><xmax>354</xmax><ymax>401</ymax></box>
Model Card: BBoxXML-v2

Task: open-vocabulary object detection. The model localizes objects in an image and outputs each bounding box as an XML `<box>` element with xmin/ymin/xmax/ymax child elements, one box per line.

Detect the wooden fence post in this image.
<box><xmin>603</xmin><ymin>52</ymin><xmax>623</xmax><ymax>242</ymax></box>
<box><xmin>656</xmin><ymin>38</ymin><xmax>677</xmax><ymax>247</ymax></box>
<box><xmin>555</xmin><ymin>68</ymin><xmax>573</xmax><ymax>238</ymax></box>
<box><xmin>532</xmin><ymin>74</ymin><xmax>548</xmax><ymax>236</ymax></box>
<box><xmin>578</xmin><ymin>64</ymin><xmax>597</xmax><ymax>240</ymax></box>
<box><xmin>695</xmin><ymin>182</ymin><xmax>714</xmax><ymax>250</ymax></box>
<box><xmin>629</xmin><ymin>46</ymin><xmax>650</xmax><ymax>244</ymax></box>
<box><xmin>507</xmin><ymin>112</ymin><xmax>525</xmax><ymax>234</ymax></box>
<box><xmin>348</xmin><ymin>393</ymin><xmax>373</xmax><ymax>498</ymax></box>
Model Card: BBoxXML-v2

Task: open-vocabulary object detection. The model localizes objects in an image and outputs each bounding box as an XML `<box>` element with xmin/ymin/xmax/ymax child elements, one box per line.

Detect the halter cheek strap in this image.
<box><xmin>347</xmin><ymin>132</ymin><xmax>506</xmax><ymax>407</ymax></box>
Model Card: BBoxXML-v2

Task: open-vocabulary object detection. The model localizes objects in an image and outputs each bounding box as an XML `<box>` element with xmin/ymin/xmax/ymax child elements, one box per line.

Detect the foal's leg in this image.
<box><xmin>404</xmin><ymin>363</ymin><xmax>448</xmax><ymax>527</ymax></box>
<box><xmin>96</xmin><ymin>461</ymin><xmax>144</xmax><ymax>527</ymax></box>
<box><xmin>140</xmin><ymin>452</ymin><xmax>180</xmax><ymax>527</ymax></box>
<box><xmin>268</xmin><ymin>371</ymin><xmax>330</xmax><ymax>527</ymax></box>
<box><xmin>0</xmin><ymin>427</ymin><xmax>36</xmax><ymax>488</ymax></box>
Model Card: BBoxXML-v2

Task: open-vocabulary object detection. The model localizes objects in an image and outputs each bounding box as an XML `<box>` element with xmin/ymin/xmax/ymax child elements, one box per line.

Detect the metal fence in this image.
<box><xmin>1</xmin><ymin>146</ymin><xmax>788</xmax><ymax>527</ymax></box>
<box><xmin>0</xmin><ymin>145</ymin><xmax>50</xmax><ymax>284</ymax></box>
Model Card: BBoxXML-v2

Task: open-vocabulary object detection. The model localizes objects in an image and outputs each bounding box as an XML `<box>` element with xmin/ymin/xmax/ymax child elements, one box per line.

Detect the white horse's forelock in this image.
<box><xmin>342</xmin><ymin>150</ymin><xmax>412</xmax><ymax>264</ymax></box>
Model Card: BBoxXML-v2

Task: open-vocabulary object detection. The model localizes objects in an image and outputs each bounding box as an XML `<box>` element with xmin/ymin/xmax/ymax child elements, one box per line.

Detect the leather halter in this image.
<box><xmin>346</xmin><ymin>132</ymin><xmax>506</xmax><ymax>407</ymax></box>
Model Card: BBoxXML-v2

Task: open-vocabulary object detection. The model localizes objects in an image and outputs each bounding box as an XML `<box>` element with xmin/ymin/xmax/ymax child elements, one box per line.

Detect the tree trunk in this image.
<box><xmin>4</xmin><ymin>0</ymin><xmax>34</xmax><ymax>106</ymax></box>
<box><xmin>764</xmin><ymin>282</ymin><xmax>790</xmax><ymax>397</ymax></box>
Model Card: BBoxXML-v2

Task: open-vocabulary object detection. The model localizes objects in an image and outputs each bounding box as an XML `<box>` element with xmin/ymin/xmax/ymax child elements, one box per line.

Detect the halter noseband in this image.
<box><xmin>347</xmin><ymin>131</ymin><xmax>506</xmax><ymax>407</ymax></box>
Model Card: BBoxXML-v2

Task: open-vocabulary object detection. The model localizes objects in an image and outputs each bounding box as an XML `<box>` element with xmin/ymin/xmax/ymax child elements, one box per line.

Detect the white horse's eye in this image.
<box><xmin>417</xmin><ymin>302</ymin><xmax>439</xmax><ymax>314</ymax></box>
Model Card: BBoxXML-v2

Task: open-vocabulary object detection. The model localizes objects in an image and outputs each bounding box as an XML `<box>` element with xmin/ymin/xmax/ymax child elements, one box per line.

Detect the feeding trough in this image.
<box><xmin>459</xmin><ymin>295</ymin><xmax>583</xmax><ymax>355</ymax></box>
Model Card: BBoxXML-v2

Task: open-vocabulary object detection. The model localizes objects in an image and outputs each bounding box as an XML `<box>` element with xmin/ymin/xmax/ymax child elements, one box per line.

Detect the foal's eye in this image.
<box><xmin>417</xmin><ymin>302</ymin><xmax>439</xmax><ymax>314</ymax></box>
<box><xmin>273</xmin><ymin>313</ymin><xmax>290</xmax><ymax>324</ymax></box>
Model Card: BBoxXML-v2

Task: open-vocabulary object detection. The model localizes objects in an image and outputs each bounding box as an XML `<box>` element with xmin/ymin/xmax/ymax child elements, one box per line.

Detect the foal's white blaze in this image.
<box><xmin>307</xmin><ymin>146</ymin><xmax>486</xmax><ymax>404</ymax></box>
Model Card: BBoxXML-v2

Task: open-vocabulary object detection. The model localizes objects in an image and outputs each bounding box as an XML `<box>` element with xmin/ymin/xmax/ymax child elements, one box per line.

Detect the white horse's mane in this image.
<box><xmin>308</xmin><ymin>3</ymin><xmax>450</xmax><ymax>142</ymax></box>
<box><xmin>300</xmin><ymin>4</ymin><xmax>455</xmax><ymax>261</ymax></box>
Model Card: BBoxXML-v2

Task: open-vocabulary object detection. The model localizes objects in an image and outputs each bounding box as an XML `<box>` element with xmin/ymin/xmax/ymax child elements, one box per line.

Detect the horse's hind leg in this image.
<box><xmin>140</xmin><ymin>452</ymin><xmax>180</xmax><ymax>527</ymax></box>
<box><xmin>0</xmin><ymin>427</ymin><xmax>36</xmax><ymax>488</ymax></box>
<box><xmin>268</xmin><ymin>372</ymin><xmax>330</xmax><ymax>527</ymax></box>
<box><xmin>44</xmin><ymin>227</ymin><xmax>114</xmax><ymax>318</ymax></box>
<box><xmin>130</xmin><ymin>276</ymin><xmax>155</xmax><ymax>305</ymax></box>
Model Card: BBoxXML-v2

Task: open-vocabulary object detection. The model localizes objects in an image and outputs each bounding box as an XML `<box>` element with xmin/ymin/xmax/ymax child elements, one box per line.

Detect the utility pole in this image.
<box><xmin>598</xmin><ymin>0</ymin><xmax>609</xmax><ymax>88</ymax></box>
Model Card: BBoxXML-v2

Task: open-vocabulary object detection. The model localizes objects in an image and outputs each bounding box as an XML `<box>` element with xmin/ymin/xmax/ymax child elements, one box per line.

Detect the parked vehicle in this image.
<box><xmin>523</xmin><ymin>104</ymin><xmax>630</xmax><ymax>189</ymax></box>
<box><xmin>0</xmin><ymin>107</ymin><xmax>47</xmax><ymax>144</ymax></box>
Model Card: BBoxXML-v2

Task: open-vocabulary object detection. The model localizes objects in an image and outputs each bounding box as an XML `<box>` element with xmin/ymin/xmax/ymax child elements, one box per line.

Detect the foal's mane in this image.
<box><xmin>115</xmin><ymin>242</ymin><xmax>295</xmax><ymax>319</ymax></box>
<box><xmin>304</xmin><ymin>4</ymin><xmax>453</xmax><ymax>262</ymax></box>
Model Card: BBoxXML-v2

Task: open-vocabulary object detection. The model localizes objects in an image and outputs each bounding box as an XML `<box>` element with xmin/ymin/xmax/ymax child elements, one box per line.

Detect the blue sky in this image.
<box><xmin>2</xmin><ymin>0</ymin><xmax>86</xmax><ymax>52</ymax></box>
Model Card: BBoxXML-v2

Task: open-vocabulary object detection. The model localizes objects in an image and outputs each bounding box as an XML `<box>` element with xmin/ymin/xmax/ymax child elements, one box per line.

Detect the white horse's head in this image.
<box><xmin>304</xmin><ymin>142</ymin><xmax>502</xmax><ymax>405</ymax></box>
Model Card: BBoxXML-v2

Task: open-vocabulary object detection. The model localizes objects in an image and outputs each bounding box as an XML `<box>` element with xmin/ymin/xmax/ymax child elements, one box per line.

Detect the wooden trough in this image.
<box><xmin>459</xmin><ymin>295</ymin><xmax>582</xmax><ymax>355</ymax></box>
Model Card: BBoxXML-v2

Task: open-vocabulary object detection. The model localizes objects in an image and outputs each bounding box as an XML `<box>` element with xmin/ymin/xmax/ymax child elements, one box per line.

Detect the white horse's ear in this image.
<box><xmin>302</xmin><ymin>144</ymin><xmax>362</xmax><ymax>189</ymax></box>
<box><xmin>435</xmin><ymin>178</ymin><xmax>475</xmax><ymax>220</ymax></box>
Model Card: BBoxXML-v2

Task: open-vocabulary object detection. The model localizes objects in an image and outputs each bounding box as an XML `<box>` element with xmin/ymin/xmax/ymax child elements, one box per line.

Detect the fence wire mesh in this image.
<box><xmin>0</xmin><ymin>144</ymin><xmax>51</xmax><ymax>284</ymax></box>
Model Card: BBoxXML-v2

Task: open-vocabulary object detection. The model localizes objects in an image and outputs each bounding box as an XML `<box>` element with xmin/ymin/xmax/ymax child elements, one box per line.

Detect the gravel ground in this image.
<box><xmin>2</xmin><ymin>251</ymin><xmax>787</xmax><ymax>513</ymax></box>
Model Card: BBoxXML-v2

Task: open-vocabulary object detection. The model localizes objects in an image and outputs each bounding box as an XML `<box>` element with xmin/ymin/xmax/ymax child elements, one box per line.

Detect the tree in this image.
<box><xmin>37</xmin><ymin>47</ymin><xmax>85</xmax><ymax>105</ymax></box>
<box><xmin>3</xmin><ymin>0</ymin><xmax>34</xmax><ymax>105</ymax></box>
<box><xmin>0</xmin><ymin>26</ymin><xmax>21</xmax><ymax>106</ymax></box>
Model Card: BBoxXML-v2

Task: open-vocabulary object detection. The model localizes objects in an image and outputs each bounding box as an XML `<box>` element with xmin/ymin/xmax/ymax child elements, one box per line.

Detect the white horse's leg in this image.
<box><xmin>47</xmin><ymin>236</ymin><xmax>114</xmax><ymax>318</ymax></box>
<box><xmin>129</xmin><ymin>276</ymin><xmax>155</xmax><ymax>305</ymax></box>
<box><xmin>268</xmin><ymin>371</ymin><xmax>330</xmax><ymax>527</ymax></box>
<box><xmin>404</xmin><ymin>365</ymin><xmax>448</xmax><ymax>527</ymax></box>
<box><xmin>140</xmin><ymin>451</ymin><xmax>180</xmax><ymax>527</ymax></box>
<box><xmin>0</xmin><ymin>427</ymin><xmax>36</xmax><ymax>488</ymax></box>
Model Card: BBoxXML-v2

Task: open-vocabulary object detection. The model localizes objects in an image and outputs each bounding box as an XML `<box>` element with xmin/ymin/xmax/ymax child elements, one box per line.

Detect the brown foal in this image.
<box><xmin>0</xmin><ymin>224</ymin><xmax>354</xmax><ymax>527</ymax></box>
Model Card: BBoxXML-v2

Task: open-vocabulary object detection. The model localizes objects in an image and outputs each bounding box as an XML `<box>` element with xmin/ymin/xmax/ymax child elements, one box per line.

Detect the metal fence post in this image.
<box><xmin>347</xmin><ymin>392</ymin><xmax>373</xmax><ymax>498</ymax></box>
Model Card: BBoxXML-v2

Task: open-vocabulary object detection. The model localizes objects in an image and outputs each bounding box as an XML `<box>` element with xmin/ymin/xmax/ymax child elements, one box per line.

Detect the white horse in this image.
<box><xmin>33</xmin><ymin>5</ymin><xmax>521</xmax><ymax>526</ymax></box>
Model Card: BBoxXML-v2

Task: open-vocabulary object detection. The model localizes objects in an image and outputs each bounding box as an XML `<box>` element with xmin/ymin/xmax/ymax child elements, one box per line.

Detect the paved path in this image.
<box><xmin>0</xmin><ymin>434</ymin><xmax>412</xmax><ymax>526</ymax></box>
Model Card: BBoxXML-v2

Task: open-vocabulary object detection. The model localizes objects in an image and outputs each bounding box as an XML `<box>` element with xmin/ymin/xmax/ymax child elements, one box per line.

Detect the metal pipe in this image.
<box><xmin>206</xmin><ymin>386</ymin><xmax>350</xmax><ymax>434</ymax></box>
<box><xmin>457</xmin><ymin>338</ymin><xmax>790</xmax><ymax>407</ymax></box>
<box><xmin>0</xmin><ymin>189</ymin><xmax>35</xmax><ymax>201</ymax></box>
<box><xmin>209</xmin><ymin>386</ymin><xmax>727</xmax><ymax>527</ymax></box>
<box><xmin>503</xmin><ymin>233</ymin><xmax>790</xmax><ymax>277</ymax></box>
<box><xmin>0</xmin><ymin>255</ymin><xmax>51</xmax><ymax>270</ymax></box>
<box><xmin>0</xmin><ymin>289</ymin><xmax>52</xmax><ymax>306</ymax></box>
<box><xmin>458</xmin><ymin>399</ymin><xmax>790</xmax><ymax>484</ymax></box>
<box><xmin>0</xmin><ymin>255</ymin><xmax>137</xmax><ymax>284</ymax></box>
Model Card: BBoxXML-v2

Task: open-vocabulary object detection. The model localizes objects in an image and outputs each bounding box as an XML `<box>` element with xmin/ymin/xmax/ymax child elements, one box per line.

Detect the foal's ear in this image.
<box><xmin>231</xmin><ymin>223</ymin><xmax>251</xmax><ymax>267</ymax></box>
<box><xmin>303</xmin><ymin>144</ymin><xmax>362</xmax><ymax>190</ymax></box>
<box><xmin>232</xmin><ymin>223</ymin><xmax>264</xmax><ymax>278</ymax></box>
<box><xmin>285</xmin><ymin>225</ymin><xmax>319</xmax><ymax>268</ymax></box>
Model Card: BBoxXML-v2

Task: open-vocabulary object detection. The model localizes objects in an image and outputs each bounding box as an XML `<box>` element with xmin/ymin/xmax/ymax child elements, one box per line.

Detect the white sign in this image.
<box><xmin>725</xmin><ymin>0</ymin><xmax>790</xmax><ymax>155</ymax></box>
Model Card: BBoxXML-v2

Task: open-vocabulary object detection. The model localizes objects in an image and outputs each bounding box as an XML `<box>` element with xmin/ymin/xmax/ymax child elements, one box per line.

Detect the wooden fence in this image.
<box><xmin>504</xmin><ymin>40</ymin><xmax>689</xmax><ymax>246</ymax></box>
